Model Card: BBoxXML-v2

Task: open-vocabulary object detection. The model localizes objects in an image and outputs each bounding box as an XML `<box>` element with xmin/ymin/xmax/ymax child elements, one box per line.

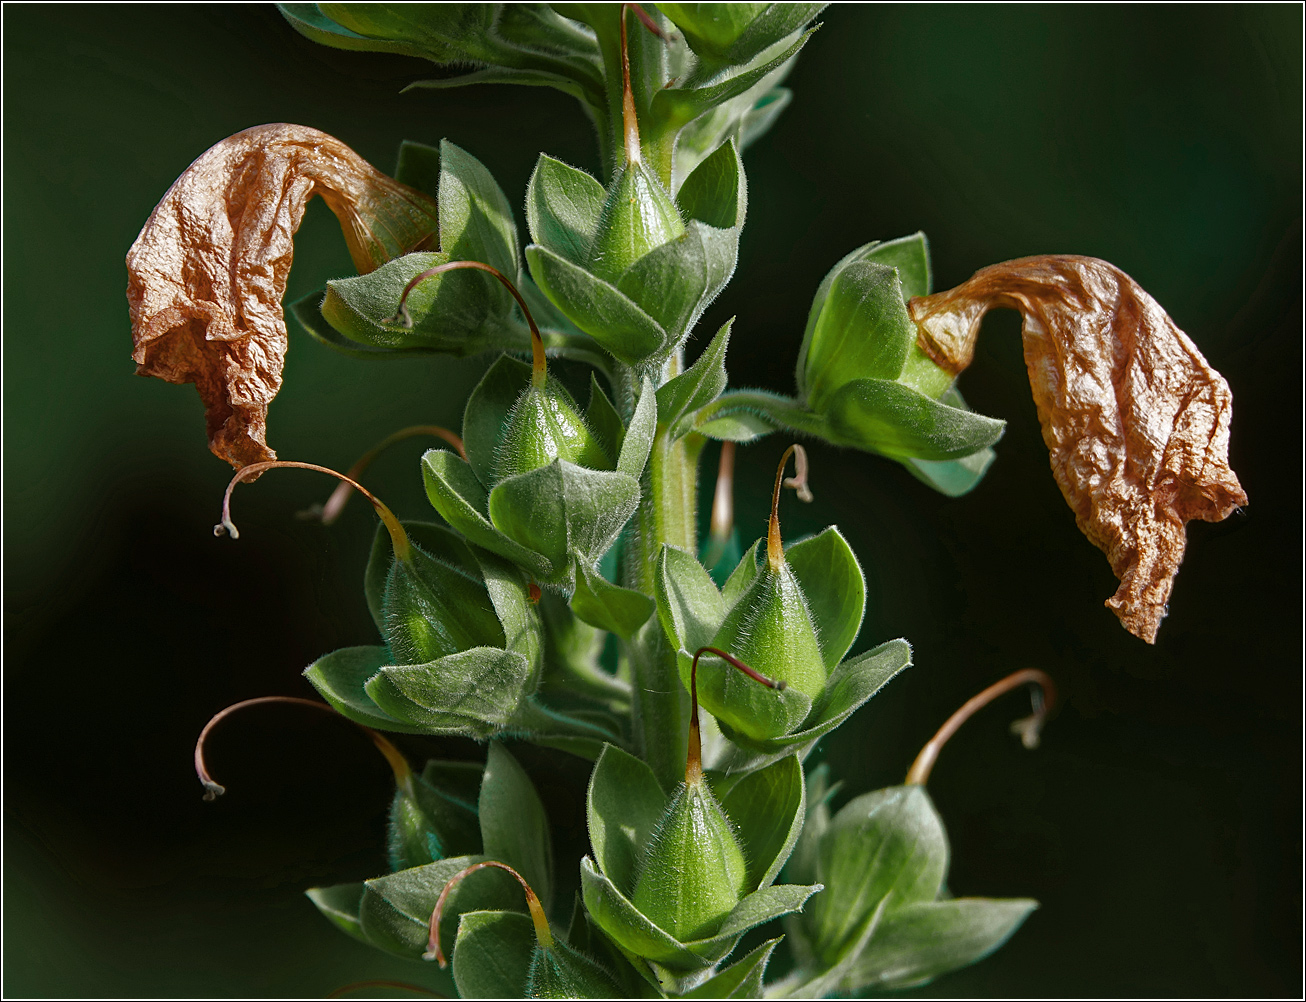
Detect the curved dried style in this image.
<box><xmin>909</xmin><ymin>255</ymin><xmax>1247</xmax><ymax>642</ymax></box>
<box><xmin>126</xmin><ymin>123</ymin><xmax>439</xmax><ymax>469</ymax></box>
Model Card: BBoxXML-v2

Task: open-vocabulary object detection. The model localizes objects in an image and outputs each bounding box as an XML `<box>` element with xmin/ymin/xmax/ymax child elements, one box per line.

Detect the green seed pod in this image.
<box><xmin>429</xmin><ymin>860</ymin><xmax>620</xmax><ymax>999</ymax></box>
<box><xmin>587</xmin><ymin>159</ymin><xmax>685</xmax><ymax>283</ymax></box>
<box><xmin>383</xmin><ymin>543</ymin><xmax>506</xmax><ymax>665</ymax></box>
<box><xmin>387</xmin><ymin>760</ymin><xmax>483</xmax><ymax>872</ymax></box>
<box><xmin>493</xmin><ymin>378</ymin><xmax>611</xmax><ymax>483</ymax></box>
<box><xmin>630</xmin><ymin>779</ymin><xmax>748</xmax><ymax>941</ymax></box>
<box><xmin>700</xmin><ymin>445</ymin><xmax>824</xmax><ymax>740</ymax></box>
<box><xmin>629</xmin><ymin>646</ymin><xmax>785</xmax><ymax>941</ymax></box>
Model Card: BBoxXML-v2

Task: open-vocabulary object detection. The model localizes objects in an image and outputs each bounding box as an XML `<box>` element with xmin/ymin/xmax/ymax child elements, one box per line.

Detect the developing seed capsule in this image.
<box><xmin>700</xmin><ymin>445</ymin><xmax>825</xmax><ymax>741</ymax></box>
<box><xmin>586</xmin><ymin>159</ymin><xmax>685</xmax><ymax>283</ymax></box>
<box><xmin>428</xmin><ymin>860</ymin><xmax>619</xmax><ymax>998</ymax></box>
<box><xmin>383</xmin><ymin>544</ymin><xmax>506</xmax><ymax>665</ymax></box>
<box><xmin>493</xmin><ymin>378</ymin><xmax>612</xmax><ymax>482</ymax></box>
<box><xmin>630</xmin><ymin>647</ymin><xmax>785</xmax><ymax>941</ymax></box>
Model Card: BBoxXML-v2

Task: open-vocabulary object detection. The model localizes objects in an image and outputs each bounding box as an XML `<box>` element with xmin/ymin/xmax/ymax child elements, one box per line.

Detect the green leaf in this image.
<box><xmin>479</xmin><ymin>743</ymin><xmax>554</xmax><ymax>910</ymax></box>
<box><xmin>303</xmin><ymin>645</ymin><xmax>425</xmax><ymax>734</ymax></box>
<box><xmin>393</xmin><ymin>139</ymin><xmax>441</xmax><ymax>199</ymax></box>
<box><xmin>786</xmin><ymin>894</ymin><xmax>891</xmax><ymax>1000</ymax></box>
<box><xmin>472</xmin><ymin>546</ymin><xmax>543</xmax><ymax>667</ymax></box>
<box><xmin>682</xmin><ymin>936</ymin><xmax>781</xmax><ymax>999</ymax></box>
<box><xmin>571</xmin><ymin>561</ymin><xmax>655</xmax><ymax>638</ymax></box>
<box><xmin>580</xmin><ymin>855</ymin><xmax>703</xmax><ymax>969</ymax></box>
<box><xmin>360</xmin><ymin>854</ymin><xmax>523</xmax><ymax>959</ymax></box>
<box><xmin>785</xmin><ymin>527</ymin><xmax>864</xmax><ymax>670</ymax></box>
<box><xmin>451</xmin><ymin>909</ymin><xmax>535</xmax><ymax>999</ymax></box>
<box><xmin>526</xmin><ymin>154</ymin><xmax>606</xmax><ymax>267</ymax></box>
<box><xmin>719</xmin><ymin>754</ymin><xmax>805</xmax><ymax>890</ymax></box>
<box><xmin>462</xmin><ymin>355</ymin><xmax>533</xmax><ymax>487</ymax></box>
<box><xmin>692</xmin><ymin>388</ymin><xmax>829</xmax><ymax>443</ymax></box>
<box><xmin>525</xmin><ymin>244</ymin><xmax>668</xmax><ymax>365</ymax></box>
<box><xmin>676</xmin><ymin>140</ymin><xmax>744</xmax><ymax>229</ymax></box>
<box><xmin>585</xmin><ymin>375</ymin><xmax>625</xmax><ymax>463</ymax></box>
<box><xmin>657</xmin><ymin>318</ymin><xmax>731</xmax><ymax>437</ymax></box>
<box><xmin>825</xmin><ymin>378</ymin><xmax>1006</xmax><ymax>461</ymax></box>
<box><xmin>488</xmin><ymin>461</ymin><xmax>641</xmax><ymax>569</ymax></box>
<box><xmin>617</xmin><ymin>377</ymin><xmax>657</xmax><ymax>478</ymax></box>
<box><xmin>803</xmin><ymin>263</ymin><xmax>916</xmax><ymax>409</ymax></box>
<box><xmin>366</xmin><ymin>646</ymin><xmax>532</xmax><ymax>735</ymax></box>
<box><xmin>586</xmin><ymin>744</ymin><xmax>669</xmax><ymax>891</ymax></box>
<box><xmin>422</xmin><ymin>449</ymin><xmax>554</xmax><ymax>579</ymax></box>
<box><xmin>305</xmin><ymin>883</ymin><xmax>371</xmax><ymax>945</ymax></box>
<box><xmin>804</xmin><ymin>785</ymin><xmax>948</xmax><ymax>966</ymax></box>
<box><xmin>437</xmin><ymin>139</ymin><xmax>520</xmax><ymax>282</ymax></box>
<box><xmin>840</xmin><ymin>898</ymin><xmax>1038</xmax><ymax>991</ymax></box>
<box><xmin>654</xmin><ymin>544</ymin><xmax>726</xmax><ymax>653</ymax></box>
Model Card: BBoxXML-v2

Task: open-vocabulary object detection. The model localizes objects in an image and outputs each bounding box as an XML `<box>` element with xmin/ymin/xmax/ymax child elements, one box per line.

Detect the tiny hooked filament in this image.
<box><xmin>426</xmin><ymin>860</ymin><xmax>551</xmax><ymax>967</ymax></box>
<box><xmin>768</xmin><ymin>443</ymin><xmax>813</xmax><ymax>572</ymax></box>
<box><xmin>215</xmin><ymin>460</ymin><xmax>412</xmax><ymax>562</ymax></box>
<box><xmin>193</xmin><ymin>695</ymin><xmax>411</xmax><ymax>801</ymax></box>
<box><xmin>687</xmin><ymin>646</ymin><xmax>786</xmax><ymax>784</ymax></box>
<box><xmin>305</xmin><ymin>425</ymin><xmax>465</xmax><ymax>526</ymax></box>
<box><xmin>905</xmin><ymin>668</ymin><xmax>1057</xmax><ymax>786</ymax></box>
<box><xmin>388</xmin><ymin>260</ymin><xmax>547</xmax><ymax>387</ymax></box>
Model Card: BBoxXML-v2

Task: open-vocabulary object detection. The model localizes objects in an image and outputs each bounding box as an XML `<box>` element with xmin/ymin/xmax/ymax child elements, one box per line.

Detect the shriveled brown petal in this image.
<box><xmin>908</xmin><ymin>255</ymin><xmax>1247</xmax><ymax>643</ymax></box>
<box><xmin>126</xmin><ymin>123</ymin><xmax>438</xmax><ymax>468</ymax></box>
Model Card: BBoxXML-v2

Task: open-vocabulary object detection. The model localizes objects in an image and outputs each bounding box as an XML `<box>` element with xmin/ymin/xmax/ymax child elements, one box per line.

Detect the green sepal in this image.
<box><xmin>421</xmin><ymin>448</ymin><xmax>555</xmax><ymax>580</ymax></box>
<box><xmin>526</xmin><ymin>244</ymin><xmax>668</xmax><ymax>365</ymax></box>
<box><xmin>676</xmin><ymin>139</ymin><xmax>746</xmax><ymax>231</ymax></box>
<box><xmin>719</xmin><ymin>754</ymin><xmax>805</xmax><ymax>890</ymax></box>
<box><xmin>906</xmin><ymin>448</ymin><xmax>997</xmax><ymax>498</ymax></box>
<box><xmin>277</xmin><ymin>4</ymin><xmax>425</xmax><ymax>57</ymax></box>
<box><xmin>586</xmin><ymin>375</ymin><xmax>625</xmax><ymax>463</ymax></box>
<box><xmin>795</xmin><ymin>233</ymin><xmax>933</xmax><ymax>398</ymax></box>
<box><xmin>526</xmin><ymin>153</ymin><xmax>607</xmax><ymax>267</ymax></box>
<box><xmin>382</xmin><ymin>543</ymin><xmax>505</xmax><ymax>666</ymax></box>
<box><xmin>617</xmin><ymin>220</ymin><xmax>739</xmax><ymax>346</ymax></box>
<box><xmin>692</xmin><ymin>388</ymin><xmax>828</xmax><ymax>443</ymax></box>
<box><xmin>713</xmin><ymin>639</ymin><xmax>911</xmax><ymax>768</ymax></box>
<box><xmin>290</xmin><ymin>287</ymin><xmax>447</xmax><ymax>360</ymax></box>
<box><xmin>388</xmin><ymin>761</ymin><xmax>483</xmax><ymax>868</ymax></box>
<box><xmin>802</xmin><ymin>262</ymin><xmax>917</xmax><ymax>411</ymax></box>
<box><xmin>802</xmin><ymin>784</ymin><xmax>948</xmax><ymax>967</ymax></box>
<box><xmin>450</xmin><ymin>909</ymin><xmax>536</xmax><ymax>999</ymax></box>
<box><xmin>529</xmin><ymin>938</ymin><xmax>624</xmax><ymax>998</ymax></box>
<box><xmin>538</xmin><ymin>592</ymin><xmax>632</xmax><ymax>705</ymax></box>
<box><xmin>462</xmin><ymin>354</ymin><xmax>535</xmax><ymax>487</ymax></box>
<box><xmin>433</xmin><ymin>138</ymin><xmax>521</xmax><ymax>281</ymax></box>
<box><xmin>488</xmin><ymin>460</ymin><xmax>640</xmax><ymax>571</ymax></box>
<box><xmin>681</xmin><ymin>936</ymin><xmax>781</xmax><ymax>1000</ymax></box>
<box><xmin>305</xmin><ymin>883</ymin><xmax>371</xmax><ymax>945</ymax></box>
<box><xmin>657</xmin><ymin>318</ymin><xmax>731</xmax><ymax>439</ymax></box>
<box><xmin>303</xmin><ymin>645</ymin><xmax>425</xmax><ymax>734</ymax></box>
<box><xmin>720</xmin><ymin>539</ymin><xmax>761</xmax><ymax>608</ymax></box>
<box><xmin>619</xmin><ymin>377</ymin><xmax>658</xmax><ymax>476</ymax></box>
<box><xmin>365</xmin><ymin>521</ymin><xmax>484</xmax><ymax>636</ymax></box>
<box><xmin>838</xmin><ymin>898</ymin><xmax>1038</xmax><ymax>991</ymax></box>
<box><xmin>824</xmin><ymin>377</ymin><xmax>1006</xmax><ymax>461</ymax></box>
<box><xmin>571</xmin><ymin>560</ymin><xmax>655</xmax><ymax>638</ymax></box>
<box><xmin>649</xmin><ymin>27</ymin><xmax>817</xmax><ymax>130</ymax></box>
<box><xmin>784</xmin><ymin>527</ymin><xmax>865</xmax><ymax>671</ymax></box>
<box><xmin>784</xmin><ymin>895</ymin><xmax>891</xmax><ymax>1000</ymax></box>
<box><xmin>654</xmin><ymin>544</ymin><xmax>726</xmax><ymax>654</ymax></box>
<box><xmin>480</xmin><ymin>742</ymin><xmax>554</xmax><ymax>911</ymax></box>
<box><xmin>359</xmin><ymin>854</ymin><xmax>523</xmax><ymax>960</ymax></box>
<box><xmin>580</xmin><ymin>856</ymin><xmax>820</xmax><ymax>971</ymax></box>
<box><xmin>366</xmin><ymin>646</ymin><xmax>534</xmax><ymax>736</ymax></box>
<box><xmin>656</xmin><ymin>3</ymin><xmax>824</xmax><ymax>69</ymax></box>
<box><xmin>587</xmin><ymin>744</ymin><xmax>670</xmax><ymax>893</ymax></box>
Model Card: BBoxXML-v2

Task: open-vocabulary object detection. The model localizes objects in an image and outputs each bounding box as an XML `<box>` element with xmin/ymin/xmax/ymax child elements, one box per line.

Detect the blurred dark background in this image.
<box><xmin>4</xmin><ymin>5</ymin><xmax>1300</xmax><ymax>997</ymax></box>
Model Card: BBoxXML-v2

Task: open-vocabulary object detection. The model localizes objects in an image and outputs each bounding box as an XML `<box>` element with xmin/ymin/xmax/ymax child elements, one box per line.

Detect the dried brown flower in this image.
<box><xmin>909</xmin><ymin>255</ymin><xmax>1247</xmax><ymax>643</ymax></box>
<box><xmin>126</xmin><ymin>124</ymin><xmax>438</xmax><ymax>468</ymax></box>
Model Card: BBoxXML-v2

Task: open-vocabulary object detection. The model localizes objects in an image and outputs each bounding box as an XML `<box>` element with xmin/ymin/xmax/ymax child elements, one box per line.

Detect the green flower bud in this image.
<box><xmin>493</xmin><ymin>378</ymin><xmax>612</xmax><ymax>483</ymax></box>
<box><xmin>586</xmin><ymin>160</ymin><xmax>685</xmax><ymax>283</ymax></box>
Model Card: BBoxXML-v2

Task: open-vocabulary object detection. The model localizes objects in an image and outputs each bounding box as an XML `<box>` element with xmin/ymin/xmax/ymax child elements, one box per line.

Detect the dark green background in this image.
<box><xmin>4</xmin><ymin>5</ymin><xmax>1300</xmax><ymax>997</ymax></box>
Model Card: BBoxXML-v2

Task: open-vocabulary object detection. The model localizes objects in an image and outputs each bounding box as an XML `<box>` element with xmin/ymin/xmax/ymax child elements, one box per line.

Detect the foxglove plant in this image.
<box><xmin>127</xmin><ymin>4</ymin><xmax>1246</xmax><ymax>997</ymax></box>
